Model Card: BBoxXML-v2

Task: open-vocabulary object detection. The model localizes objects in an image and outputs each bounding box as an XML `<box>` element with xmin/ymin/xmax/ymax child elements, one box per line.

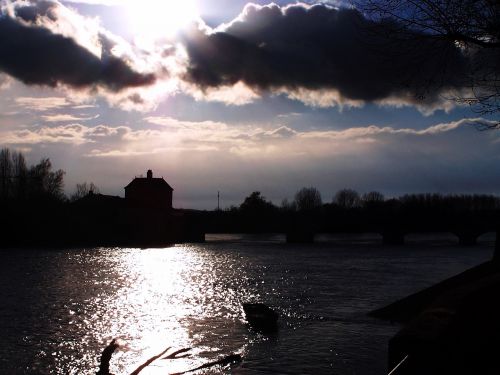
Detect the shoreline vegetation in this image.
<box><xmin>1</xmin><ymin>148</ymin><xmax>499</xmax><ymax>248</ymax></box>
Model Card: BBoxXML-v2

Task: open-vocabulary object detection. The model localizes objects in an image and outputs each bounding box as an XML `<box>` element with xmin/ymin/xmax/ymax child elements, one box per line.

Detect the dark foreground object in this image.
<box><xmin>243</xmin><ymin>303</ymin><xmax>279</xmax><ymax>332</ymax></box>
<box><xmin>372</xmin><ymin>260</ymin><xmax>500</xmax><ymax>375</ymax></box>
<box><xmin>96</xmin><ymin>340</ymin><xmax>241</xmax><ymax>375</ymax></box>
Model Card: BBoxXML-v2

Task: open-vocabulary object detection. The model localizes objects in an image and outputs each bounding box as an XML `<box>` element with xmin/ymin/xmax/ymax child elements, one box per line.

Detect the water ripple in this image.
<box><xmin>0</xmin><ymin>241</ymin><xmax>492</xmax><ymax>374</ymax></box>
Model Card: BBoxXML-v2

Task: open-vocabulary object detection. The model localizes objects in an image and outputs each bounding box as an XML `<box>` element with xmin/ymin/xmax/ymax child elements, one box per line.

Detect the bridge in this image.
<box><xmin>194</xmin><ymin>210</ymin><xmax>500</xmax><ymax>246</ymax></box>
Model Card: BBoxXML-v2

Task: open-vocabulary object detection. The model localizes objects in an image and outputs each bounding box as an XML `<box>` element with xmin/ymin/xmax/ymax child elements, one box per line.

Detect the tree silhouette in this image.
<box><xmin>0</xmin><ymin>148</ymin><xmax>12</xmax><ymax>200</ymax></box>
<box><xmin>360</xmin><ymin>0</ymin><xmax>500</xmax><ymax>125</ymax></box>
<box><xmin>280</xmin><ymin>198</ymin><xmax>296</xmax><ymax>212</ymax></box>
<box><xmin>334</xmin><ymin>188</ymin><xmax>361</xmax><ymax>209</ymax></box>
<box><xmin>71</xmin><ymin>182</ymin><xmax>100</xmax><ymax>201</ymax></box>
<box><xmin>12</xmin><ymin>151</ymin><xmax>28</xmax><ymax>200</ymax></box>
<box><xmin>28</xmin><ymin>158</ymin><xmax>65</xmax><ymax>200</ymax></box>
<box><xmin>239</xmin><ymin>191</ymin><xmax>275</xmax><ymax>214</ymax></box>
<box><xmin>362</xmin><ymin>191</ymin><xmax>385</xmax><ymax>205</ymax></box>
<box><xmin>294</xmin><ymin>187</ymin><xmax>322</xmax><ymax>211</ymax></box>
<box><xmin>0</xmin><ymin>149</ymin><xmax>65</xmax><ymax>202</ymax></box>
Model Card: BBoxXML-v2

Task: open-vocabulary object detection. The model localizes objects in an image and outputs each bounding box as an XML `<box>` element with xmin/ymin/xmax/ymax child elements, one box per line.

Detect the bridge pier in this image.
<box><xmin>382</xmin><ymin>231</ymin><xmax>405</xmax><ymax>245</ymax></box>
<box><xmin>457</xmin><ymin>233</ymin><xmax>478</xmax><ymax>246</ymax></box>
<box><xmin>286</xmin><ymin>231</ymin><xmax>315</xmax><ymax>243</ymax></box>
<box><xmin>493</xmin><ymin>229</ymin><xmax>500</xmax><ymax>262</ymax></box>
<box><xmin>454</xmin><ymin>228</ymin><xmax>482</xmax><ymax>246</ymax></box>
<box><xmin>495</xmin><ymin>227</ymin><xmax>500</xmax><ymax>261</ymax></box>
<box><xmin>286</xmin><ymin>214</ymin><xmax>316</xmax><ymax>243</ymax></box>
<box><xmin>186</xmin><ymin>231</ymin><xmax>206</xmax><ymax>243</ymax></box>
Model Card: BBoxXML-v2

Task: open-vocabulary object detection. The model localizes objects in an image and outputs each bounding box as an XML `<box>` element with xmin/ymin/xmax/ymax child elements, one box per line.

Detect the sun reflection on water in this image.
<box><xmin>2</xmin><ymin>242</ymin><xmax>491</xmax><ymax>374</ymax></box>
<box><xmin>104</xmin><ymin>246</ymin><xmax>204</xmax><ymax>374</ymax></box>
<box><xmin>86</xmin><ymin>246</ymin><xmax>249</xmax><ymax>375</ymax></box>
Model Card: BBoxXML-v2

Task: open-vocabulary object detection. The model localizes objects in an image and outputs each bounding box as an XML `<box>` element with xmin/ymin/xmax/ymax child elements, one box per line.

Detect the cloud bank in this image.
<box><xmin>0</xmin><ymin>1</ymin><xmax>476</xmax><ymax>112</ymax></box>
<box><xmin>181</xmin><ymin>3</ymin><xmax>467</xmax><ymax>109</ymax></box>
<box><xmin>3</xmin><ymin>116</ymin><xmax>498</xmax><ymax>207</ymax></box>
<box><xmin>3</xmin><ymin>116</ymin><xmax>494</xmax><ymax>153</ymax></box>
<box><xmin>0</xmin><ymin>1</ymin><xmax>155</xmax><ymax>93</ymax></box>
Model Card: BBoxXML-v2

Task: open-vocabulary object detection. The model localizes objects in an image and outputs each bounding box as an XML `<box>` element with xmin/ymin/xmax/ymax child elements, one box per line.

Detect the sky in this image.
<box><xmin>0</xmin><ymin>0</ymin><xmax>499</xmax><ymax>209</ymax></box>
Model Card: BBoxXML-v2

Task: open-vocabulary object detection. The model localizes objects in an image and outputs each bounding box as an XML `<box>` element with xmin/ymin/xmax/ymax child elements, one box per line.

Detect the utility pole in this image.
<box><xmin>217</xmin><ymin>191</ymin><xmax>220</xmax><ymax>211</ymax></box>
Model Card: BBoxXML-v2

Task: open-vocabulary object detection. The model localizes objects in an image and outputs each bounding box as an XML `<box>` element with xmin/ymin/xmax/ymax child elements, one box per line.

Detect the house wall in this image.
<box><xmin>125</xmin><ymin>185</ymin><xmax>172</xmax><ymax>211</ymax></box>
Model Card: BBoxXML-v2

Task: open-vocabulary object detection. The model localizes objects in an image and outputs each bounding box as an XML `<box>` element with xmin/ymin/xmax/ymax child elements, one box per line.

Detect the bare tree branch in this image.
<box><xmin>170</xmin><ymin>354</ymin><xmax>243</xmax><ymax>375</ymax></box>
<box><xmin>358</xmin><ymin>0</ymin><xmax>500</xmax><ymax>125</ymax></box>
<box><xmin>129</xmin><ymin>346</ymin><xmax>173</xmax><ymax>375</ymax></box>
<box><xmin>95</xmin><ymin>340</ymin><xmax>240</xmax><ymax>375</ymax></box>
<box><xmin>96</xmin><ymin>339</ymin><xmax>120</xmax><ymax>375</ymax></box>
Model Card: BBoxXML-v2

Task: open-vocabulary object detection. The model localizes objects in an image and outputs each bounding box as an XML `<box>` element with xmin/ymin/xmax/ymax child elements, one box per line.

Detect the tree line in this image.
<box><xmin>2</xmin><ymin>147</ymin><xmax>499</xmax><ymax>214</ymax></box>
<box><xmin>201</xmin><ymin>188</ymin><xmax>500</xmax><ymax>234</ymax></box>
<box><xmin>0</xmin><ymin>148</ymin><xmax>65</xmax><ymax>202</ymax></box>
<box><xmin>2</xmin><ymin>146</ymin><xmax>499</xmax><ymax>213</ymax></box>
<box><xmin>1</xmin><ymin>147</ymin><xmax>499</xmax><ymax>245</ymax></box>
<box><xmin>227</xmin><ymin>187</ymin><xmax>500</xmax><ymax>215</ymax></box>
<box><xmin>0</xmin><ymin>148</ymin><xmax>99</xmax><ymax>203</ymax></box>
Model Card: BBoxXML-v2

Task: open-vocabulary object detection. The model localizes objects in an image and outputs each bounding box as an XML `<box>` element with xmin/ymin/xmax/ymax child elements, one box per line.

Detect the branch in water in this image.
<box><xmin>162</xmin><ymin>348</ymin><xmax>192</xmax><ymax>360</ymax></box>
<box><xmin>129</xmin><ymin>346</ymin><xmax>193</xmax><ymax>375</ymax></box>
<box><xmin>171</xmin><ymin>354</ymin><xmax>243</xmax><ymax>375</ymax></box>
<box><xmin>96</xmin><ymin>339</ymin><xmax>120</xmax><ymax>375</ymax></box>
<box><xmin>96</xmin><ymin>340</ymin><xmax>241</xmax><ymax>375</ymax></box>
<box><xmin>129</xmin><ymin>347</ymin><xmax>172</xmax><ymax>375</ymax></box>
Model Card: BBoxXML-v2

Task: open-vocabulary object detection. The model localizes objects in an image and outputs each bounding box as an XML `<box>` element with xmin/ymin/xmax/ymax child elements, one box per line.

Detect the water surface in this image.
<box><xmin>0</xmin><ymin>235</ymin><xmax>494</xmax><ymax>374</ymax></box>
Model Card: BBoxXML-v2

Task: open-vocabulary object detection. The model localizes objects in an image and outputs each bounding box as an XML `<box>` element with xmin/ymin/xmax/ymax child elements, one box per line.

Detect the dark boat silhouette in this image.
<box><xmin>243</xmin><ymin>303</ymin><xmax>279</xmax><ymax>332</ymax></box>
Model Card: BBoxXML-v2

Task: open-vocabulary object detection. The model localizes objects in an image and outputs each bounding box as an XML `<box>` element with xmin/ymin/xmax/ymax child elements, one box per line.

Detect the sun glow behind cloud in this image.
<box><xmin>0</xmin><ymin>0</ymin><xmax>474</xmax><ymax>113</ymax></box>
<box><xmin>0</xmin><ymin>0</ymin><xmax>498</xmax><ymax>211</ymax></box>
<box><xmin>124</xmin><ymin>0</ymin><xmax>199</xmax><ymax>40</ymax></box>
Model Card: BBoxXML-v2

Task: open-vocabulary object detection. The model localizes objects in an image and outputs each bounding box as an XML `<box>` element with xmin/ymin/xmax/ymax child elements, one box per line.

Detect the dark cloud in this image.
<box><xmin>182</xmin><ymin>3</ymin><xmax>467</xmax><ymax>105</ymax></box>
<box><xmin>0</xmin><ymin>4</ymin><xmax>155</xmax><ymax>91</ymax></box>
<box><xmin>13</xmin><ymin>0</ymin><xmax>58</xmax><ymax>23</ymax></box>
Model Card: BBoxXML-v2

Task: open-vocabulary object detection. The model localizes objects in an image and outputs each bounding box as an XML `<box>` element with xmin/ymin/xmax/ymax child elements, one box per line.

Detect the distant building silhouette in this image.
<box><xmin>124</xmin><ymin>169</ymin><xmax>173</xmax><ymax>211</ymax></box>
<box><xmin>74</xmin><ymin>191</ymin><xmax>123</xmax><ymax>207</ymax></box>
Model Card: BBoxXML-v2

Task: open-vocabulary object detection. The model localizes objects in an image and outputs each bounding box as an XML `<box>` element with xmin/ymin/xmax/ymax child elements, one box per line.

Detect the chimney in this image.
<box><xmin>147</xmin><ymin>169</ymin><xmax>153</xmax><ymax>179</ymax></box>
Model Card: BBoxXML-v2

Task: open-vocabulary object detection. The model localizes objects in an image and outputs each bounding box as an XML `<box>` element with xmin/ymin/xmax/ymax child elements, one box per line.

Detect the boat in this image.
<box><xmin>242</xmin><ymin>303</ymin><xmax>279</xmax><ymax>332</ymax></box>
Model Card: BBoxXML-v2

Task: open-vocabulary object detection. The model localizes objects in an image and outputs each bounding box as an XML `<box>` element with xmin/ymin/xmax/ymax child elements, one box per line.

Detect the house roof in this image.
<box><xmin>124</xmin><ymin>177</ymin><xmax>174</xmax><ymax>191</ymax></box>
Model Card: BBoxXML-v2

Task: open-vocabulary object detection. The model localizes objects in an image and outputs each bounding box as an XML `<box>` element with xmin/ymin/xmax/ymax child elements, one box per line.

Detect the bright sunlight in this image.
<box><xmin>125</xmin><ymin>0</ymin><xmax>199</xmax><ymax>39</ymax></box>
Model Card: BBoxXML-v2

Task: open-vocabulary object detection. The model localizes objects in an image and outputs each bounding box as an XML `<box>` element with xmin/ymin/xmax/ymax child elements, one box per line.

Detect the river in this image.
<box><xmin>0</xmin><ymin>234</ymin><xmax>494</xmax><ymax>374</ymax></box>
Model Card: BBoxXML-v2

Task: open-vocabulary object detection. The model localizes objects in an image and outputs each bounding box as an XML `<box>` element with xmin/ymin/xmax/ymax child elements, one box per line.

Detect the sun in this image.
<box><xmin>125</xmin><ymin>0</ymin><xmax>199</xmax><ymax>39</ymax></box>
